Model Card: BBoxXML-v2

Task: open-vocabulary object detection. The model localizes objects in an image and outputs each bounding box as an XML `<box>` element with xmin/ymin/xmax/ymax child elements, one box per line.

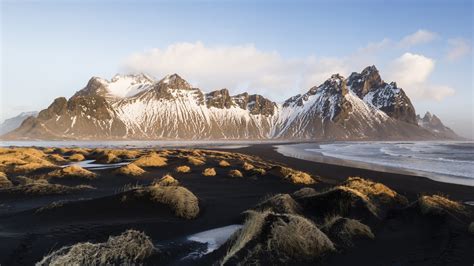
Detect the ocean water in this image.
<box><xmin>276</xmin><ymin>141</ymin><xmax>474</xmax><ymax>187</ymax></box>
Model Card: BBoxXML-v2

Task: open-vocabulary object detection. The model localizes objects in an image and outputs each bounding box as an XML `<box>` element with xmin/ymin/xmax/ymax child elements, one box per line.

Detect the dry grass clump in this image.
<box><xmin>134</xmin><ymin>152</ymin><xmax>167</xmax><ymax>167</ymax></box>
<box><xmin>36</xmin><ymin>230</ymin><xmax>154</xmax><ymax>265</ymax></box>
<box><xmin>342</xmin><ymin>177</ymin><xmax>408</xmax><ymax>206</ymax></box>
<box><xmin>242</xmin><ymin>162</ymin><xmax>254</xmax><ymax>171</ymax></box>
<box><xmin>274</xmin><ymin>166</ymin><xmax>315</xmax><ymax>185</ymax></box>
<box><xmin>47</xmin><ymin>165</ymin><xmax>97</xmax><ymax>180</ymax></box>
<box><xmin>469</xmin><ymin>222</ymin><xmax>474</xmax><ymax>235</ymax></box>
<box><xmin>96</xmin><ymin>152</ymin><xmax>121</xmax><ymax>164</ymax></box>
<box><xmin>109</xmin><ymin>149</ymin><xmax>140</xmax><ymax>159</ymax></box>
<box><xmin>0</xmin><ymin>148</ymin><xmax>56</xmax><ymax>174</ymax></box>
<box><xmin>147</xmin><ymin>185</ymin><xmax>199</xmax><ymax>219</ymax></box>
<box><xmin>254</xmin><ymin>194</ymin><xmax>301</xmax><ymax>214</ymax></box>
<box><xmin>42</xmin><ymin>147</ymin><xmax>56</xmax><ymax>154</ymax></box>
<box><xmin>69</xmin><ymin>153</ymin><xmax>85</xmax><ymax>161</ymax></box>
<box><xmin>0</xmin><ymin>172</ymin><xmax>13</xmax><ymax>189</ymax></box>
<box><xmin>219</xmin><ymin>160</ymin><xmax>230</xmax><ymax>167</ymax></box>
<box><xmin>252</xmin><ymin>168</ymin><xmax>266</xmax><ymax>176</ymax></box>
<box><xmin>298</xmin><ymin>185</ymin><xmax>380</xmax><ymax>221</ymax></box>
<box><xmin>418</xmin><ymin>194</ymin><xmax>466</xmax><ymax>217</ymax></box>
<box><xmin>221</xmin><ymin>211</ymin><xmax>335</xmax><ymax>264</ymax></box>
<box><xmin>47</xmin><ymin>154</ymin><xmax>67</xmax><ymax>163</ymax></box>
<box><xmin>175</xmin><ymin>165</ymin><xmax>191</xmax><ymax>173</ymax></box>
<box><xmin>228</xmin><ymin>169</ymin><xmax>243</xmax><ymax>178</ymax></box>
<box><xmin>202</xmin><ymin>167</ymin><xmax>216</xmax><ymax>176</ymax></box>
<box><xmin>153</xmin><ymin>174</ymin><xmax>179</xmax><ymax>186</ymax></box>
<box><xmin>5</xmin><ymin>179</ymin><xmax>94</xmax><ymax>196</ymax></box>
<box><xmin>115</xmin><ymin>163</ymin><xmax>146</xmax><ymax>177</ymax></box>
<box><xmin>322</xmin><ymin>215</ymin><xmax>374</xmax><ymax>247</ymax></box>
<box><xmin>187</xmin><ymin>156</ymin><xmax>205</xmax><ymax>166</ymax></box>
<box><xmin>292</xmin><ymin>187</ymin><xmax>318</xmax><ymax>199</ymax></box>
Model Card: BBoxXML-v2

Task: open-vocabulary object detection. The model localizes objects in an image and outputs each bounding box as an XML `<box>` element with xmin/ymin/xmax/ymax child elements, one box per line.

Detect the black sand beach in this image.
<box><xmin>0</xmin><ymin>144</ymin><xmax>473</xmax><ymax>265</ymax></box>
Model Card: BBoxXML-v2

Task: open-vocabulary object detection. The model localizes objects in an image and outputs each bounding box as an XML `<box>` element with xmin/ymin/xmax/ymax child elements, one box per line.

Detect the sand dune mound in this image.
<box><xmin>153</xmin><ymin>174</ymin><xmax>179</xmax><ymax>186</ymax></box>
<box><xmin>202</xmin><ymin>167</ymin><xmax>216</xmax><ymax>176</ymax></box>
<box><xmin>133</xmin><ymin>152</ymin><xmax>167</xmax><ymax>167</ymax></box>
<box><xmin>254</xmin><ymin>194</ymin><xmax>301</xmax><ymax>214</ymax></box>
<box><xmin>272</xmin><ymin>166</ymin><xmax>315</xmax><ymax>185</ymax></box>
<box><xmin>321</xmin><ymin>215</ymin><xmax>374</xmax><ymax>248</ymax></box>
<box><xmin>417</xmin><ymin>194</ymin><xmax>466</xmax><ymax>217</ymax></box>
<box><xmin>115</xmin><ymin>163</ymin><xmax>145</xmax><ymax>177</ymax></box>
<box><xmin>36</xmin><ymin>230</ymin><xmax>155</xmax><ymax>265</ymax></box>
<box><xmin>47</xmin><ymin>165</ymin><xmax>97</xmax><ymax>179</ymax></box>
<box><xmin>221</xmin><ymin>211</ymin><xmax>335</xmax><ymax>265</ymax></box>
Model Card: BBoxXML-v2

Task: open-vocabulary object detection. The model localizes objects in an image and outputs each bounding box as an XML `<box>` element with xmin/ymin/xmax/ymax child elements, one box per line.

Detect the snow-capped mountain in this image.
<box><xmin>417</xmin><ymin>112</ymin><xmax>459</xmax><ymax>139</ymax></box>
<box><xmin>0</xmin><ymin>111</ymin><xmax>38</xmax><ymax>135</ymax></box>
<box><xmin>3</xmin><ymin>66</ymin><xmax>460</xmax><ymax>140</ymax></box>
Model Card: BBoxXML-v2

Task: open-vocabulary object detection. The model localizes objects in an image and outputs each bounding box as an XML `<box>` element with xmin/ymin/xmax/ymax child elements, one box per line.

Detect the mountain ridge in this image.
<box><xmin>2</xmin><ymin>66</ymin><xmax>461</xmax><ymax>140</ymax></box>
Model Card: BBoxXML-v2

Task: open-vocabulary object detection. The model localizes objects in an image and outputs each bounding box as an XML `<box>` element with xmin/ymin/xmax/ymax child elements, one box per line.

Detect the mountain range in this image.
<box><xmin>2</xmin><ymin>66</ymin><xmax>460</xmax><ymax>140</ymax></box>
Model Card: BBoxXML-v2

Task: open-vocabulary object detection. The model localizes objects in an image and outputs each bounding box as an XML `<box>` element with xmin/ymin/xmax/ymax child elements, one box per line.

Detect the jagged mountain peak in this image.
<box><xmin>158</xmin><ymin>73</ymin><xmax>192</xmax><ymax>90</ymax></box>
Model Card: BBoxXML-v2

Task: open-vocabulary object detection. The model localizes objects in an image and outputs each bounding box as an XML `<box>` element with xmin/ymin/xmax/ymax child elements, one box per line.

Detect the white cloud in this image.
<box><xmin>446</xmin><ymin>38</ymin><xmax>471</xmax><ymax>61</ymax></box>
<box><xmin>122</xmin><ymin>41</ymin><xmax>455</xmax><ymax>102</ymax></box>
<box><xmin>388</xmin><ymin>52</ymin><xmax>454</xmax><ymax>101</ymax></box>
<box><xmin>121</xmin><ymin>42</ymin><xmax>348</xmax><ymax>100</ymax></box>
<box><xmin>399</xmin><ymin>30</ymin><xmax>438</xmax><ymax>47</ymax></box>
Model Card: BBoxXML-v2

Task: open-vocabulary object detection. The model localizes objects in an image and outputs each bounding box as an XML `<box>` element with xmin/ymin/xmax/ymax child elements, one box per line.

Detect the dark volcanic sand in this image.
<box><xmin>0</xmin><ymin>144</ymin><xmax>473</xmax><ymax>265</ymax></box>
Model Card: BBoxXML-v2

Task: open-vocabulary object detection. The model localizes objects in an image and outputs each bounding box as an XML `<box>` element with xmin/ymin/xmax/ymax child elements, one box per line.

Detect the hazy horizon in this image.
<box><xmin>1</xmin><ymin>0</ymin><xmax>473</xmax><ymax>138</ymax></box>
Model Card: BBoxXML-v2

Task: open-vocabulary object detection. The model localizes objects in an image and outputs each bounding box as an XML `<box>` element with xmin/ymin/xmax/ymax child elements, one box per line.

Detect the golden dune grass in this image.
<box><xmin>115</xmin><ymin>163</ymin><xmax>146</xmax><ymax>177</ymax></box>
<box><xmin>148</xmin><ymin>185</ymin><xmax>199</xmax><ymax>219</ymax></box>
<box><xmin>275</xmin><ymin>166</ymin><xmax>315</xmax><ymax>185</ymax></box>
<box><xmin>175</xmin><ymin>165</ymin><xmax>191</xmax><ymax>173</ymax></box>
<box><xmin>255</xmin><ymin>194</ymin><xmax>301</xmax><ymax>214</ymax></box>
<box><xmin>36</xmin><ymin>230</ymin><xmax>154</xmax><ymax>265</ymax></box>
<box><xmin>222</xmin><ymin>211</ymin><xmax>335</xmax><ymax>264</ymax></box>
<box><xmin>153</xmin><ymin>174</ymin><xmax>179</xmax><ymax>186</ymax></box>
<box><xmin>5</xmin><ymin>179</ymin><xmax>94</xmax><ymax>196</ymax></box>
<box><xmin>47</xmin><ymin>154</ymin><xmax>67</xmax><ymax>163</ymax></box>
<box><xmin>0</xmin><ymin>148</ymin><xmax>57</xmax><ymax>174</ymax></box>
<box><xmin>133</xmin><ymin>152</ymin><xmax>167</xmax><ymax>167</ymax></box>
<box><xmin>322</xmin><ymin>215</ymin><xmax>374</xmax><ymax>247</ymax></box>
<box><xmin>242</xmin><ymin>162</ymin><xmax>255</xmax><ymax>171</ymax></box>
<box><xmin>252</xmin><ymin>168</ymin><xmax>266</xmax><ymax>176</ymax></box>
<box><xmin>202</xmin><ymin>168</ymin><xmax>216</xmax><ymax>176</ymax></box>
<box><xmin>228</xmin><ymin>169</ymin><xmax>243</xmax><ymax>178</ymax></box>
<box><xmin>69</xmin><ymin>153</ymin><xmax>85</xmax><ymax>162</ymax></box>
<box><xmin>342</xmin><ymin>177</ymin><xmax>408</xmax><ymax>206</ymax></box>
<box><xmin>418</xmin><ymin>194</ymin><xmax>466</xmax><ymax>216</ymax></box>
<box><xmin>96</xmin><ymin>152</ymin><xmax>121</xmax><ymax>164</ymax></box>
<box><xmin>0</xmin><ymin>172</ymin><xmax>12</xmax><ymax>189</ymax></box>
<box><xmin>47</xmin><ymin>165</ymin><xmax>97</xmax><ymax>179</ymax></box>
<box><xmin>219</xmin><ymin>160</ymin><xmax>230</xmax><ymax>167</ymax></box>
<box><xmin>187</xmin><ymin>156</ymin><xmax>205</xmax><ymax>166</ymax></box>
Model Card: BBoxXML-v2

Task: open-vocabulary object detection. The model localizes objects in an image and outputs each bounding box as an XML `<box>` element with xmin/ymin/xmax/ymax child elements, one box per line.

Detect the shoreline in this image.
<box><xmin>228</xmin><ymin>144</ymin><xmax>474</xmax><ymax>202</ymax></box>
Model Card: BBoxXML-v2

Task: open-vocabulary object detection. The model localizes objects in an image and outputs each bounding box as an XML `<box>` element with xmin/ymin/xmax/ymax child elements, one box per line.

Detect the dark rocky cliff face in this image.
<box><xmin>347</xmin><ymin>66</ymin><xmax>417</xmax><ymax>124</ymax></box>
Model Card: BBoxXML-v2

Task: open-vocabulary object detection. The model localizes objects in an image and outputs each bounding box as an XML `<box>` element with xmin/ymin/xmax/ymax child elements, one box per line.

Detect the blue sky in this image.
<box><xmin>1</xmin><ymin>0</ymin><xmax>473</xmax><ymax>137</ymax></box>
